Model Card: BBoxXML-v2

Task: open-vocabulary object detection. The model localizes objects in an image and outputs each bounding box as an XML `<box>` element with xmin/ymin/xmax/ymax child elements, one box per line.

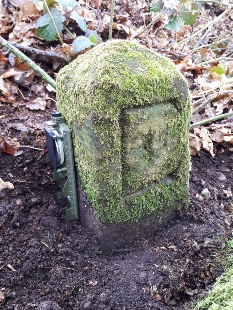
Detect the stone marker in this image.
<box><xmin>57</xmin><ymin>40</ymin><xmax>191</xmax><ymax>253</ymax></box>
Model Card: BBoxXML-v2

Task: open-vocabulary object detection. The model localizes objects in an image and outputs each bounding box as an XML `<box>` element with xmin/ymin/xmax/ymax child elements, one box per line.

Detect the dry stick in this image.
<box><xmin>199</xmin><ymin>57</ymin><xmax>233</xmax><ymax>66</ymax></box>
<box><xmin>11</xmin><ymin>42</ymin><xmax>70</xmax><ymax>64</ymax></box>
<box><xmin>0</xmin><ymin>36</ymin><xmax>56</xmax><ymax>89</ymax></box>
<box><xmin>178</xmin><ymin>7</ymin><xmax>231</xmax><ymax>46</ymax></box>
<box><xmin>136</xmin><ymin>12</ymin><xmax>163</xmax><ymax>36</ymax></box>
<box><xmin>190</xmin><ymin>112</ymin><xmax>233</xmax><ymax>129</ymax></box>
<box><xmin>43</xmin><ymin>0</ymin><xmax>63</xmax><ymax>45</ymax></box>
<box><xmin>109</xmin><ymin>0</ymin><xmax>115</xmax><ymax>40</ymax></box>
<box><xmin>194</xmin><ymin>24</ymin><xmax>213</xmax><ymax>50</ymax></box>
<box><xmin>196</xmin><ymin>0</ymin><xmax>228</xmax><ymax>5</ymax></box>
<box><xmin>192</xmin><ymin>90</ymin><xmax>233</xmax><ymax>114</ymax></box>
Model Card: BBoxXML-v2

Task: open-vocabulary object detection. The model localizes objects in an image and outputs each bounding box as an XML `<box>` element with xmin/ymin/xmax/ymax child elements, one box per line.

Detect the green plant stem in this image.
<box><xmin>43</xmin><ymin>0</ymin><xmax>63</xmax><ymax>45</ymax></box>
<box><xmin>0</xmin><ymin>35</ymin><xmax>56</xmax><ymax>89</ymax></box>
<box><xmin>190</xmin><ymin>112</ymin><xmax>233</xmax><ymax>128</ymax></box>
<box><xmin>178</xmin><ymin>7</ymin><xmax>231</xmax><ymax>46</ymax></box>
<box><xmin>109</xmin><ymin>0</ymin><xmax>115</xmax><ymax>40</ymax></box>
<box><xmin>64</xmin><ymin>26</ymin><xmax>76</xmax><ymax>39</ymax></box>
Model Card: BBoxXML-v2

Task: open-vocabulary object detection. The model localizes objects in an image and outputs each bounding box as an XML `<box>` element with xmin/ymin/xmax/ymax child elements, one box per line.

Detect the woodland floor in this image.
<box><xmin>0</xmin><ymin>86</ymin><xmax>233</xmax><ymax>309</ymax></box>
<box><xmin>0</xmin><ymin>1</ymin><xmax>233</xmax><ymax>309</ymax></box>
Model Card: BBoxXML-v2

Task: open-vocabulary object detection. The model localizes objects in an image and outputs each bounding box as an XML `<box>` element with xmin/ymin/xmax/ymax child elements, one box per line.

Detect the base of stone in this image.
<box><xmin>78</xmin><ymin>188</ymin><xmax>177</xmax><ymax>254</ymax></box>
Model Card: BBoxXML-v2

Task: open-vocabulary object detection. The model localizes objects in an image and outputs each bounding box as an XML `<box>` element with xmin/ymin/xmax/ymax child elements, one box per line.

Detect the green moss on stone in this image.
<box><xmin>56</xmin><ymin>39</ymin><xmax>191</xmax><ymax>224</ymax></box>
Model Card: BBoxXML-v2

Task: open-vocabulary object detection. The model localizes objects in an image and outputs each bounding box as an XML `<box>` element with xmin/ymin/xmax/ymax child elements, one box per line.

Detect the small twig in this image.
<box><xmin>109</xmin><ymin>0</ymin><xmax>115</xmax><ymax>40</ymax></box>
<box><xmin>7</xmin><ymin>264</ymin><xmax>16</xmax><ymax>272</ymax></box>
<box><xmin>41</xmin><ymin>241</ymin><xmax>50</xmax><ymax>248</ymax></box>
<box><xmin>190</xmin><ymin>112</ymin><xmax>233</xmax><ymax>128</ymax></box>
<box><xmin>43</xmin><ymin>0</ymin><xmax>63</xmax><ymax>45</ymax></box>
<box><xmin>199</xmin><ymin>57</ymin><xmax>233</xmax><ymax>66</ymax></box>
<box><xmin>196</xmin><ymin>0</ymin><xmax>229</xmax><ymax>5</ymax></box>
<box><xmin>136</xmin><ymin>12</ymin><xmax>163</xmax><ymax>36</ymax></box>
<box><xmin>192</xmin><ymin>90</ymin><xmax>233</xmax><ymax>114</ymax></box>
<box><xmin>20</xmin><ymin>145</ymin><xmax>44</xmax><ymax>151</ymax></box>
<box><xmin>194</xmin><ymin>24</ymin><xmax>213</xmax><ymax>49</ymax></box>
<box><xmin>47</xmin><ymin>97</ymin><xmax>57</xmax><ymax>104</ymax></box>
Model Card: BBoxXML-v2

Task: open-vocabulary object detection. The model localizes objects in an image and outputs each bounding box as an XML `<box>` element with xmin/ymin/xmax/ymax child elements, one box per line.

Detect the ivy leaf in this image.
<box><xmin>165</xmin><ymin>15</ymin><xmax>184</xmax><ymax>31</ymax></box>
<box><xmin>71</xmin><ymin>9</ymin><xmax>87</xmax><ymax>32</ymax></box>
<box><xmin>35</xmin><ymin>8</ymin><xmax>64</xmax><ymax>42</ymax></box>
<box><xmin>71</xmin><ymin>36</ymin><xmax>94</xmax><ymax>56</ymax></box>
<box><xmin>150</xmin><ymin>0</ymin><xmax>163</xmax><ymax>12</ymax></box>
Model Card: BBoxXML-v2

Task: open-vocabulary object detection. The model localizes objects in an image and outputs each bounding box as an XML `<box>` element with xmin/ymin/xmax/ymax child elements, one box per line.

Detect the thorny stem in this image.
<box><xmin>0</xmin><ymin>35</ymin><xmax>57</xmax><ymax>89</ymax></box>
<box><xmin>190</xmin><ymin>112</ymin><xmax>233</xmax><ymax>128</ymax></box>
<box><xmin>109</xmin><ymin>0</ymin><xmax>115</xmax><ymax>40</ymax></box>
<box><xmin>43</xmin><ymin>0</ymin><xmax>63</xmax><ymax>45</ymax></box>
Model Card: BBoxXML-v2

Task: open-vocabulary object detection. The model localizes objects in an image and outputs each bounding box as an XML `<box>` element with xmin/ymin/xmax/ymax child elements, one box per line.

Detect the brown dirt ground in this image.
<box><xmin>0</xmin><ymin>82</ymin><xmax>233</xmax><ymax>310</ymax></box>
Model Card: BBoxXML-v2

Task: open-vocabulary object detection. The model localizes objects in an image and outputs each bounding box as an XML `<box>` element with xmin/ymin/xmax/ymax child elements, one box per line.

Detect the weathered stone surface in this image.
<box><xmin>57</xmin><ymin>39</ymin><xmax>191</xmax><ymax>252</ymax></box>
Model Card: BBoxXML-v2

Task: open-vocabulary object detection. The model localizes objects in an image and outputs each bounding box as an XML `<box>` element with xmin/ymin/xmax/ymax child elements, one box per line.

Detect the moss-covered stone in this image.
<box><xmin>56</xmin><ymin>39</ymin><xmax>191</xmax><ymax>224</ymax></box>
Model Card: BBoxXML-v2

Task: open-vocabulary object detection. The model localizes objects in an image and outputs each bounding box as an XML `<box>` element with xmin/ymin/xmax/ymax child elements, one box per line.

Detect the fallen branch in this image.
<box><xmin>0</xmin><ymin>35</ymin><xmax>57</xmax><ymax>89</ymax></box>
<box><xmin>10</xmin><ymin>43</ymin><xmax>70</xmax><ymax>64</ymax></box>
<box><xmin>190</xmin><ymin>112</ymin><xmax>233</xmax><ymax>128</ymax></box>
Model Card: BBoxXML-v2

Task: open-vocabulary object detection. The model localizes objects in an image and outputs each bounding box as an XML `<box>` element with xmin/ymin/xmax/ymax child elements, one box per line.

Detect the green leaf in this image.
<box><xmin>85</xmin><ymin>29</ymin><xmax>101</xmax><ymax>45</ymax></box>
<box><xmin>43</xmin><ymin>0</ymin><xmax>56</xmax><ymax>13</ymax></box>
<box><xmin>56</xmin><ymin>0</ymin><xmax>77</xmax><ymax>9</ymax></box>
<box><xmin>71</xmin><ymin>36</ymin><xmax>94</xmax><ymax>56</ymax></box>
<box><xmin>71</xmin><ymin>10</ymin><xmax>87</xmax><ymax>32</ymax></box>
<box><xmin>35</xmin><ymin>8</ymin><xmax>64</xmax><ymax>41</ymax></box>
<box><xmin>165</xmin><ymin>15</ymin><xmax>184</xmax><ymax>31</ymax></box>
<box><xmin>89</xmin><ymin>34</ymin><xmax>98</xmax><ymax>45</ymax></box>
<box><xmin>181</xmin><ymin>2</ymin><xmax>199</xmax><ymax>26</ymax></box>
<box><xmin>209</xmin><ymin>65</ymin><xmax>226</xmax><ymax>75</ymax></box>
<box><xmin>150</xmin><ymin>0</ymin><xmax>163</xmax><ymax>12</ymax></box>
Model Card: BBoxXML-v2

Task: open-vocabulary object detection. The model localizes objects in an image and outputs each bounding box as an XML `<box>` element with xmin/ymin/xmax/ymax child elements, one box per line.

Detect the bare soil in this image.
<box><xmin>0</xmin><ymin>85</ymin><xmax>233</xmax><ymax>310</ymax></box>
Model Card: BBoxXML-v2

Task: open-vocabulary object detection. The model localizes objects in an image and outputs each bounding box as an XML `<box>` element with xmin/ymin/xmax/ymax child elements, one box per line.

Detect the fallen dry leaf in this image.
<box><xmin>0</xmin><ymin>137</ymin><xmax>18</xmax><ymax>155</ymax></box>
<box><xmin>0</xmin><ymin>178</ymin><xmax>14</xmax><ymax>200</ymax></box>
<box><xmin>194</xmin><ymin>127</ymin><xmax>214</xmax><ymax>157</ymax></box>
<box><xmin>25</xmin><ymin>99</ymin><xmax>47</xmax><ymax>110</ymax></box>
<box><xmin>189</xmin><ymin>133</ymin><xmax>203</xmax><ymax>156</ymax></box>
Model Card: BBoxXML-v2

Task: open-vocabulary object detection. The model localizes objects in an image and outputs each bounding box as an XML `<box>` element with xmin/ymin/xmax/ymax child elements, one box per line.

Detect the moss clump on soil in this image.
<box><xmin>56</xmin><ymin>39</ymin><xmax>191</xmax><ymax>224</ymax></box>
<box><xmin>195</xmin><ymin>241</ymin><xmax>233</xmax><ymax>310</ymax></box>
<box><xmin>196</xmin><ymin>266</ymin><xmax>233</xmax><ymax>310</ymax></box>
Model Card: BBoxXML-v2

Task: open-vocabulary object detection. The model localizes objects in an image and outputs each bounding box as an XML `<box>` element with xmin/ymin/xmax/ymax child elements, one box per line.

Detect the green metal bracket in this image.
<box><xmin>45</xmin><ymin>111</ymin><xmax>79</xmax><ymax>220</ymax></box>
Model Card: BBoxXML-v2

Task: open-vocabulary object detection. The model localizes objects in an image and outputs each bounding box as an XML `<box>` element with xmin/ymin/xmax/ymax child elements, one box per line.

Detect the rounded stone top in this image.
<box><xmin>57</xmin><ymin>40</ymin><xmax>190</xmax><ymax>126</ymax></box>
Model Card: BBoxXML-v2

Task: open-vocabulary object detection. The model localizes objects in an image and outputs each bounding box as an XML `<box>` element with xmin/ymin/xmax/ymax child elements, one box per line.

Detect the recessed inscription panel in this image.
<box><xmin>122</xmin><ymin>104</ymin><xmax>181</xmax><ymax>195</ymax></box>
